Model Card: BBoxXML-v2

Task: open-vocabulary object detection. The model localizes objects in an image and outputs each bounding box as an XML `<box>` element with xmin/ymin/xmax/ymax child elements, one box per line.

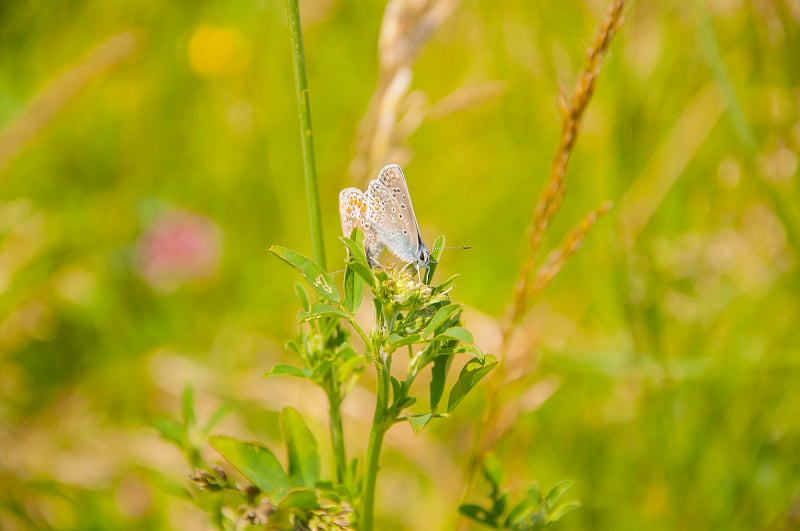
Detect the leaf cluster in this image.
<box><xmin>274</xmin><ymin>231</ymin><xmax>497</xmax><ymax>435</ymax></box>
<box><xmin>157</xmin><ymin>231</ymin><xmax>500</xmax><ymax>529</ymax></box>
<box><xmin>156</xmin><ymin>389</ymin><xmax>349</xmax><ymax>529</ymax></box>
<box><xmin>460</xmin><ymin>454</ymin><xmax>580</xmax><ymax>530</ymax></box>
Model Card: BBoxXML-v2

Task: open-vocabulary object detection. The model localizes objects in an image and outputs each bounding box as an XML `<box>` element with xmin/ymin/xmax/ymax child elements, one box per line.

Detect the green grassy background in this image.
<box><xmin>1</xmin><ymin>0</ymin><xmax>799</xmax><ymax>529</ymax></box>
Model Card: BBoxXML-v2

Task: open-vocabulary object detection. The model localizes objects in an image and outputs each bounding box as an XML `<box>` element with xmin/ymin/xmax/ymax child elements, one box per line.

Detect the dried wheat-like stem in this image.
<box><xmin>0</xmin><ymin>30</ymin><xmax>140</xmax><ymax>174</ymax></box>
<box><xmin>529</xmin><ymin>200</ymin><xmax>614</xmax><ymax>297</ymax></box>
<box><xmin>350</xmin><ymin>0</ymin><xmax>460</xmax><ymax>182</ymax></box>
<box><xmin>350</xmin><ymin>0</ymin><xmax>504</xmax><ymax>183</ymax></box>
<box><xmin>459</xmin><ymin>2</ymin><xmax>624</xmax><ymax>522</ymax></box>
<box><xmin>507</xmin><ymin>0</ymin><xmax>624</xmax><ymax>329</ymax></box>
<box><xmin>426</xmin><ymin>81</ymin><xmax>507</xmax><ymax>121</ymax></box>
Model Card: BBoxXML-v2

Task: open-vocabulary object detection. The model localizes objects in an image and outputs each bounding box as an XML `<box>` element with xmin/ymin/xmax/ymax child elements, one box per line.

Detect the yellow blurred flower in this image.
<box><xmin>187</xmin><ymin>25</ymin><xmax>249</xmax><ymax>78</ymax></box>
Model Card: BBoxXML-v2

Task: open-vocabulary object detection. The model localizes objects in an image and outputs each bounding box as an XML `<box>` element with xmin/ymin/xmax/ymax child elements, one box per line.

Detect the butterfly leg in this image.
<box><xmin>366</xmin><ymin>253</ymin><xmax>387</xmax><ymax>269</ymax></box>
<box><xmin>400</xmin><ymin>260</ymin><xmax>422</xmax><ymax>282</ymax></box>
<box><xmin>368</xmin><ymin>258</ymin><xmax>386</xmax><ymax>269</ymax></box>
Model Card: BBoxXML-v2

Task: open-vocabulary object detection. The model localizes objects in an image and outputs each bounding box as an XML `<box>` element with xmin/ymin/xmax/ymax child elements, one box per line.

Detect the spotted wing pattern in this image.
<box><xmin>339</xmin><ymin>187</ymin><xmax>382</xmax><ymax>264</ymax></box>
<box><xmin>365</xmin><ymin>164</ymin><xmax>425</xmax><ymax>265</ymax></box>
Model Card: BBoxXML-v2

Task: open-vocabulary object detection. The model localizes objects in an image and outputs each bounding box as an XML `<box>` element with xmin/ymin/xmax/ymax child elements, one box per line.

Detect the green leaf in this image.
<box><xmin>340</xmin><ymin>231</ymin><xmax>369</xmax><ymax>267</ymax></box>
<box><xmin>344</xmin><ymin>263</ymin><xmax>365</xmax><ymax>313</ymax></box>
<box><xmin>298</xmin><ymin>302</ymin><xmax>348</xmax><ymax>321</ymax></box>
<box><xmin>526</xmin><ymin>482</ymin><xmax>542</xmax><ymax>507</ymax></box>
<box><xmin>430</xmin><ymin>235</ymin><xmax>446</xmax><ymax>263</ymax></box>
<box><xmin>285</xmin><ymin>339</ymin><xmax>302</xmax><ymax>355</ymax></box>
<box><xmin>447</xmin><ymin>354</ymin><xmax>498</xmax><ymax>413</ymax></box>
<box><xmin>397</xmin><ymin>396</ymin><xmax>416</xmax><ymax>411</ymax></box>
<box><xmin>181</xmin><ymin>386</ymin><xmax>196</xmax><ymax>428</ymax></box>
<box><xmin>422</xmin><ymin>304</ymin><xmax>461</xmax><ymax>338</ymax></box>
<box><xmin>547</xmin><ymin>501</ymin><xmax>581</xmax><ymax>523</ymax></box>
<box><xmin>439</xmin><ymin>326</ymin><xmax>474</xmax><ymax>344</ymax></box>
<box><xmin>309</xmin><ymin>358</ymin><xmax>333</xmax><ymax>385</ymax></box>
<box><xmin>318</xmin><ymin>313</ymin><xmax>339</xmax><ymax>337</ymax></box>
<box><xmin>430</xmin><ymin>355</ymin><xmax>452</xmax><ymax>411</ymax></box>
<box><xmin>270</xmin><ymin>245</ymin><xmax>340</xmax><ymax>303</ymax></box>
<box><xmin>348</xmin><ymin>261</ymin><xmax>375</xmax><ymax>288</ymax></box>
<box><xmin>280</xmin><ymin>408</ymin><xmax>320</xmax><ymax>488</ymax></box>
<box><xmin>154</xmin><ymin>417</ymin><xmax>185</xmax><ymax>448</ymax></box>
<box><xmin>265</xmin><ymin>364</ymin><xmax>309</xmax><ymax>379</ymax></box>
<box><xmin>527</xmin><ymin>509</ymin><xmax>547</xmax><ymax>529</ymax></box>
<box><xmin>209</xmin><ymin>436</ymin><xmax>289</xmax><ymax>495</ymax></box>
<box><xmin>200</xmin><ymin>404</ymin><xmax>232</xmax><ymax>438</ymax></box>
<box><xmin>407</xmin><ymin>413</ymin><xmax>433</xmax><ymax>434</ymax></box>
<box><xmin>490</xmin><ymin>492</ymin><xmax>508</xmax><ymax>521</ymax></box>
<box><xmin>482</xmin><ymin>452</ymin><xmax>505</xmax><ymax>496</ymax></box>
<box><xmin>459</xmin><ymin>504</ymin><xmax>499</xmax><ymax>528</ymax></box>
<box><xmin>455</xmin><ymin>344</ymin><xmax>485</xmax><ymax>361</ymax></box>
<box><xmin>294</xmin><ymin>283</ymin><xmax>310</xmax><ymax>311</ymax></box>
<box><xmin>390</xmin><ymin>376</ymin><xmax>404</xmax><ymax>405</ymax></box>
<box><xmin>268</xmin><ymin>488</ymin><xmax>321</xmax><ymax>528</ymax></box>
<box><xmin>342</xmin><ymin>229</ymin><xmax>368</xmax><ymax>311</ymax></box>
<box><xmin>336</xmin><ymin>349</ymin><xmax>366</xmax><ymax>385</ymax></box>
<box><xmin>432</xmin><ymin>273</ymin><xmax>459</xmax><ymax>294</ymax></box>
<box><xmin>545</xmin><ymin>480</ymin><xmax>575</xmax><ymax>509</ymax></box>
<box><xmin>505</xmin><ymin>496</ymin><xmax>536</xmax><ymax>528</ymax></box>
<box><xmin>341</xmin><ymin>233</ymin><xmax>376</xmax><ymax>287</ymax></box>
<box><xmin>387</xmin><ymin>332</ymin><xmax>420</xmax><ymax>348</ymax></box>
<box><xmin>424</xmin><ymin>235</ymin><xmax>445</xmax><ymax>285</ymax></box>
<box><xmin>277</xmin><ymin>488</ymin><xmax>321</xmax><ymax>511</ymax></box>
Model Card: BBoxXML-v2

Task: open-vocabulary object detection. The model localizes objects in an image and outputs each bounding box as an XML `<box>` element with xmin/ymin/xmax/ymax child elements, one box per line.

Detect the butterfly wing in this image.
<box><xmin>366</xmin><ymin>164</ymin><xmax>427</xmax><ymax>265</ymax></box>
<box><xmin>339</xmin><ymin>187</ymin><xmax>383</xmax><ymax>265</ymax></box>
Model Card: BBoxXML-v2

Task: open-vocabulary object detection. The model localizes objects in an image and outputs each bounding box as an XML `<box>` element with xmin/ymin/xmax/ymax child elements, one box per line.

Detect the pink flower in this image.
<box><xmin>136</xmin><ymin>210</ymin><xmax>222</xmax><ymax>292</ymax></box>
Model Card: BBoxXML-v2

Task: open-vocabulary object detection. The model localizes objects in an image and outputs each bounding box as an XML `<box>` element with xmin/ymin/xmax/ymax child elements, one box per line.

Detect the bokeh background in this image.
<box><xmin>2</xmin><ymin>0</ymin><xmax>799</xmax><ymax>529</ymax></box>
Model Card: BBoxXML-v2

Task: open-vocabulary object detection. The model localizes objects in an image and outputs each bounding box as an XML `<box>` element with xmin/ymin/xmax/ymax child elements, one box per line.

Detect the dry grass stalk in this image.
<box><xmin>481</xmin><ymin>375</ymin><xmax>561</xmax><ymax>457</ymax></box>
<box><xmin>529</xmin><ymin>200</ymin><xmax>614</xmax><ymax>297</ymax></box>
<box><xmin>0</xmin><ymin>30</ymin><xmax>140</xmax><ymax>174</ymax></box>
<box><xmin>426</xmin><ymin>80</ymin><xmax>507</xmax><ymax>121</ymax></box>
<box><xmin>507</xmin><ymin>0</ymin><xmax>624</xmax><ymax>329</ymax></box>
<box><xmin>350</xmin><ymin>0</ymin><xmax>459</xmax><ymax>182</ymax></box>
<box><xmin>350</xmin><ymin>0</ymin><xmax>504</xmax><ymax>183</ymax></box>
<box><xmin>458</xmin><ymin>2</ymin><xmax>625</xmax><ymax>522</ymax></box>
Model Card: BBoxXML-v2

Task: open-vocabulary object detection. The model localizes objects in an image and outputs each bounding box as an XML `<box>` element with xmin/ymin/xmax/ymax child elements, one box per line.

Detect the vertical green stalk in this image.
<box><xmin>327</xmin><ymin>383</ymin><xmax>347</xmax><ymax>483</ymax></box>
<box><xmin>285</xmin><ymin>0</ymin><xmax>326</xmax><ymax>269</ymax></box>
<box><xmin>286</xmin><ymin>0</ymin><xmax>343</xmax><ymax>487</ymax></box>
<box><xmin>360</xmin><ymin>358</ymin><xmax>390</xmax><ymax>531</ymax></box>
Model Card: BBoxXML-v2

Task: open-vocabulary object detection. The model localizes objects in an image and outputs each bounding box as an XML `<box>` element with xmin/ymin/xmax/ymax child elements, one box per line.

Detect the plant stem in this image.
<box><xmin>285</xmin><ymin>0</ymin><xmax>326</xmax><ymax>269</ymax></box>
<box><xmin>360</xmin><ymin>357</ymin><xmax>390</xmax><ymax>531</ymax></box>
<box><xmin>327</xmin><ymin>384</ymin><xmax>347</xmax><ymax>483</ymax></box>
<box><xmin>347</xmin><ymin>316</ymin><xmax>372</xmax><ymax>351</ymax></box>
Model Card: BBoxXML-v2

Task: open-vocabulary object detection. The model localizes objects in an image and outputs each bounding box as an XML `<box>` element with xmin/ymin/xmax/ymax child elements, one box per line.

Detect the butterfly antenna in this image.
<box><xmin>431</xmin><ymin>244</ymin><xmax>472</xmax><ymax>251</ymax></box>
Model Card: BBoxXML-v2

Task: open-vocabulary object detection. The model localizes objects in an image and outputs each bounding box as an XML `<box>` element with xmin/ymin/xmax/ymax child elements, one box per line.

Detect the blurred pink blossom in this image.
<box><xmin>135</xmin><ymin>210</ymin><xmax>222</xmax><ymax>292</ymax></box>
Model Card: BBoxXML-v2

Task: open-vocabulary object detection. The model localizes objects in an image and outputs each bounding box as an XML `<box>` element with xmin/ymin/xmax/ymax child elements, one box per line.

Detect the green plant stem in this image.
<box><xmin>285</xmin><ymin>0</ymin><xmax>326</xmax><ymax>269</ymax></box>
<box><xmin>327</xmin><ymin>384</ymin><xmax>347</xmax><ymax>483</ymax></box>
<box><xmin>347</xmin><ymin>316</ymin><xmax>372</xmax><ymax>350</ymax></box>
<box><xmin>360</xmin><ymin>358</ymin><xmax>390</xmax><ymax>531</ymax></box>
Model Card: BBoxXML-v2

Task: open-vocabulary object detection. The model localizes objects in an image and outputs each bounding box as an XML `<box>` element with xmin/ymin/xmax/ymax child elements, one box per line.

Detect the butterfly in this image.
<box><xmin>339</xmin><ymin>164</ymin><xmax>430</xmax><ymax>272</ymax></box>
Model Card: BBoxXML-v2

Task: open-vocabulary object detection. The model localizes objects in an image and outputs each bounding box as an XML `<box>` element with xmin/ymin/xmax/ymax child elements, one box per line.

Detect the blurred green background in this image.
<box><xmin>1</xmin><ymin>0</ymin><xmax>799</xmax><ymax>529</ymax></box>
